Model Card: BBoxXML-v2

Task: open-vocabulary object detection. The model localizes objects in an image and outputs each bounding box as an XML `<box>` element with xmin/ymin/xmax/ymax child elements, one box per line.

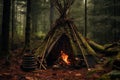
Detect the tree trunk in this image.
<box><xmin>84</xmin><ymin>0</ymin><xmax>87</xmax><ymax>37</ymax></box>
<box><xmin>50</xmin><ymin>0</ymin><xmax>54</xmax><ymax>29</ymax></box>
<box><xmin>11</xmin><ymin>0</ymin><xmax>15</xmax><ymax>50</ymax></box>
<box><xmin>1</xmin><ymin>0</ymin><xmax>11</xmax><ymax>57</ymax></box>
<box><xmin>31</xmin><ymin>15</ymin><xmax>38</xmax><ymax>34</ymax></box>
<box><xmin>113</xmin><ymin>0</ymin><xmax>117</xmax><ymax>42</ymax></box>
<box><xmin>25</xmin><ymin>0</ymin><xmax>31</xmax><ymax>49</ymax></box>
<box><xmin>15</xmin><ymin>1</ymin><xmax>18</xmax><ymax>36</ymax></box>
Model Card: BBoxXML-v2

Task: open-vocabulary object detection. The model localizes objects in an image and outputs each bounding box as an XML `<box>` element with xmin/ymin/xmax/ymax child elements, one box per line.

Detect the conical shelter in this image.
<box><xmin>35</xmin><ymin>0</ymin><xmax>98</xmax><ymax>69</ymax></box>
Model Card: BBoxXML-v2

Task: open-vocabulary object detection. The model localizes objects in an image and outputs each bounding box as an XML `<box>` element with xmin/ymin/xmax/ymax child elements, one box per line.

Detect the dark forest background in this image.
<box><xmin>0</xmin><ymin>0</ymin><xmax>120</xmax><ymax>57</ymax></box>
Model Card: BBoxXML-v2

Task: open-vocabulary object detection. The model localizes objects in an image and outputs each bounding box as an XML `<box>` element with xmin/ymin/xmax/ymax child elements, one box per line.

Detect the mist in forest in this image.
<box><xmin>0</xmin><ymin>0</ymin><xmax>120</xmax><ymax>48</ymax></box>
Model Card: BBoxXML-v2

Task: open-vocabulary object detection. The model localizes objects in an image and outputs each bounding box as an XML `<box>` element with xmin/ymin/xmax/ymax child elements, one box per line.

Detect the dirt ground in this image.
<box><xmin>0</xmin><ymin>48</ymin><xmax>109</xmax><ymax>80</ymax></box>
<box><xmin>0</xmin><ymin>67</ymin><xmax>100</xmax><ymax>80</ymax></box>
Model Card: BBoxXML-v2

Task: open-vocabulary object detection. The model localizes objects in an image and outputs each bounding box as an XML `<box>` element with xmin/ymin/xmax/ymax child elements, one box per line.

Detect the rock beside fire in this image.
<box><xmin>73</xmin><ymin>57</ymin><xmax>83</xmax><ymax>69</ymax></box>
<box><xmin>52</xmin><ymin>56</ymin><xmax>84</xmax><ymax>70</ymax></box>
<box><xmin>52</xmin><ymin>64</ymin><xmax>60</xmax><ymax>70</ymax></box>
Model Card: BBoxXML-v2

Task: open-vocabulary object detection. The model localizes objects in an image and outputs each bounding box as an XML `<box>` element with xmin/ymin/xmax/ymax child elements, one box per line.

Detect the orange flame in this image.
<box><xmin>61</xmin><ymin>51</ymin><xmax>70</xmax><ymax>65</ymax></box>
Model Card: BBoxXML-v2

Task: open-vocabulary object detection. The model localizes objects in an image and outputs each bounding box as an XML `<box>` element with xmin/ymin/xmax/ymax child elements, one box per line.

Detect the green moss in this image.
<box><xmin>98</xmin><ymin>74</ymin><xmax>110</xmax><ymax>80</ymax></box>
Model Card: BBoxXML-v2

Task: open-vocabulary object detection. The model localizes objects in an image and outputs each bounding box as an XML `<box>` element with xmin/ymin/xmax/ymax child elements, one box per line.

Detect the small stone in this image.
<box><xmin>88</xmin><ymin>68</ymin><xmax>91</xmax><ymax>71</ymax></box>
<box><xmin>75</xmin><ymin>73</ymin><xmax>81</xmax><ymax>77</ymax></box>
<box><xmin>52</xmin><ymin>64</ymin><xmax>60</xmax><ymax>69</ymax></box>
<box><xmin>25</xmin><ymin>76</ymin><xmax>34</xmax><ymax>80</ymax></box>
<box><xmin>68</xmin><ymin>71</ymin><xmax>72</xmax><ymax>74</ymax></box>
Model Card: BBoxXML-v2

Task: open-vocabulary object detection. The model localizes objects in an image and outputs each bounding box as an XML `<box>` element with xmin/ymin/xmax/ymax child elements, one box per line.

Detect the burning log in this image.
<box><xmin>52</xmin><ymin>50</ymin><xmax>72</xmax><ymax>69</ymax></box>
<box><xmin>60</xmin><ymin>50</ymin><xmax>71</xmax><ymax>65</ymax></box>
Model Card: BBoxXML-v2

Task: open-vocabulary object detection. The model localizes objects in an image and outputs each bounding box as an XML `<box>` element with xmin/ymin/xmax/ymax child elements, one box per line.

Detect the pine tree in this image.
<box><xmin>1</xmin><ymin>0</ymin><xmax>11</xmax><ymax>58</ymax></box>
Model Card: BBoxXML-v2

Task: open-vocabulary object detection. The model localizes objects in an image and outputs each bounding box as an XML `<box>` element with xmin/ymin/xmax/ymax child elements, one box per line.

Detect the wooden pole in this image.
<box><xmin>84</xmin><ymin>0</ymin><xmax>87</xmax><ymax>37</ymax></box>
<box><xmin>69</xmin><ymin>23</ymin><xmax>90</xmax><ymax>70</ymax></box>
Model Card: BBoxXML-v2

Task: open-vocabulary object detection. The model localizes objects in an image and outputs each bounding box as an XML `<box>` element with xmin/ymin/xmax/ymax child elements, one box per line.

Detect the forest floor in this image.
<box><xmin>0</xmin><ymin>47</ymin><xmax>110</xmax><ymax>80</ymax></box>
<box><xmin>0</xmin><ymin>39</ymin><xmax>119</xmax><ymax>80</ymax></box>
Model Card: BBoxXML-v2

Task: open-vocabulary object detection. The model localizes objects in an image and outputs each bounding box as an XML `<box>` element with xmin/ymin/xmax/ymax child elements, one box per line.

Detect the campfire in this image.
<box><xmin>60</xmin><ymin>50</ymin><xmax>71</xmax><ymax>65</ymax></box>
<box><xmin>52</xmin><ymin>50</ymin><xmax>84</xmax><ymax>69</ymax></box>
<box><xmin>52</xmin><ymin>50</ymin><xmax>73</xmax><ymax>69</ymax></box>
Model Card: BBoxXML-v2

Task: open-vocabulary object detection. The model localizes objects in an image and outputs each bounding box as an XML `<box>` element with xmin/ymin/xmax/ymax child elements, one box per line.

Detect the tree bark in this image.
<box><xmin>1</xmin><ymin>0</ymin><xmax>11</xmax><ymax>57</ymax></box>
<box><xmin>25</xmin><ymin>0</ymin><xmax>31</xmax><ymax>49</ymax></box>
<box><xmin>84</xmin><ymin>0</ymin><xmax>87</xmax><ymax>37</ymax></box>
<box><xmin>113</xmin><ymin>0</ymin><xmax>117</xmax><ymax>42</ymax></box>
<box><xmin>11</xmin><ymin>0</ymin><xmax>15</xmax><ymax>50</ymax></box>
<box><xmin>50</xmin><ymin>0</ymin><xmax>54</xmax><ymax>29</ymax></box>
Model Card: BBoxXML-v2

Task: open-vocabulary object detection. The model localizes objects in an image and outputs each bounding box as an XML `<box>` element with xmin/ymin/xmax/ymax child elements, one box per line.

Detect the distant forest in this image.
<box><xmin>0</xmin><ymin>0</ymin><xmax>120</xmax><ymax>55</ymax></box>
